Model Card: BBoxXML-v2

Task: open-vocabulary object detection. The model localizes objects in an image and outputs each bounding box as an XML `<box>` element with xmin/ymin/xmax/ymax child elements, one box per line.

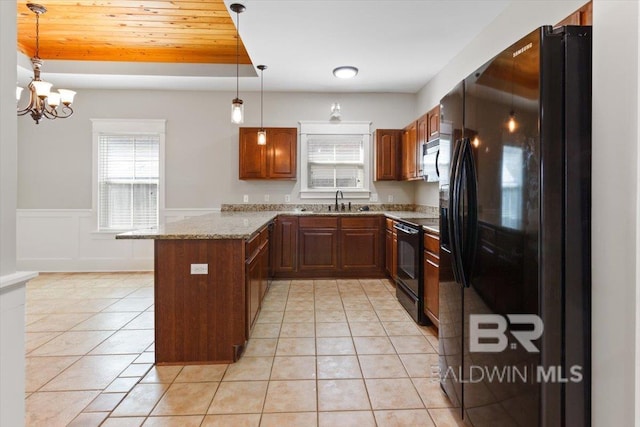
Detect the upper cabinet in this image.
<box><xmin>428</xmin><ymin>105</ymin><xmax>440</xmax><ymax>140</ymax></box>
<box><xmin>374</xmin><ymin>129</ymin><xmax>402</xmax><ymax>181</ymax></box>
<box><xmin>555</xmin><ymin>1</ymin><xmax>592</xmax><ymax>27</ymax></box>
<box><xmin>374</xmin><ymin>104</ymin><xmax>440</xmax><ymax>182</ymax></box>
<box><xmin>401</xmin><ymin>121</ymin><xmax>419</xmax><ymax>180</ymax></box>
<box><xmin>239</xmin><ymin>127</ymin><xmax>297</xmax><ymax>180</ymax></box>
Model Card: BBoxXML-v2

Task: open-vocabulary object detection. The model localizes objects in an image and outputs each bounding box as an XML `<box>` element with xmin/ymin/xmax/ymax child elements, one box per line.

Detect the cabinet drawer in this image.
<box><xmin>341</xmin><ymin>216</ymin><xmax>379</xmax><ymax>229</ymax></box>
<box><xmin>259</xmin><ymin>227</ymin><xmax>269</xmax><ymax>245</ymax></box>
<box><xmin>247</xmin><ymin>234</ymin><xmax>260</xmax><ymax>259</ymax></box>
<box><xmin>424</xmin><ymin>232</ymin><xmax>439</xmax><ymax>255</ymax></box>
<box><xmin>299</xmin><ymin>216</ymin><xmax>338</xmax><ymax>229</ymax></box>
<box><xmin>424</xmin><ymin>249</ymin><xmax>439</xmax><ymax>266</ymax></box>
<box><xmin>385</xmin><ymin>218</ymin><xmax>395</xmax><ymax>231</ymax></box>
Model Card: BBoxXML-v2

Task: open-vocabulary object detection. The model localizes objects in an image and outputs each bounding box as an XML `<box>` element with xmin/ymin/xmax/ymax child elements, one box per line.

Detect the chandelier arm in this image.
<box><xmin>17</xmin><ymin>86</ymin><xmax>39</xmax><ymax>116</ymax></box>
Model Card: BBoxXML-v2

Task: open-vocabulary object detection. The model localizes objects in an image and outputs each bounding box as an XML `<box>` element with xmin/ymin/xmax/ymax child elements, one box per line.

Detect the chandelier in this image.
<box><xmin>17</xmin><ymin>3</ymin><xmax>76</xmax><ymax>124</ymax></box>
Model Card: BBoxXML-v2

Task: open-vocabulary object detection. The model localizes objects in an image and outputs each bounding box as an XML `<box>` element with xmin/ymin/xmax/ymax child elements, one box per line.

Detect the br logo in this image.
<box><xmin>469</xmin><ymin>314</ymin><xmax>543</xmax><ymax>353</ymax></box>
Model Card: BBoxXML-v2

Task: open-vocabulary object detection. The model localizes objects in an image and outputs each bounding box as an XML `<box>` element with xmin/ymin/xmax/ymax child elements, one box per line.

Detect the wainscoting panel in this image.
<box><xmin>16</xmin><ymin>208</ymin><xmax>219</xmax><ymax>272</ymax></box>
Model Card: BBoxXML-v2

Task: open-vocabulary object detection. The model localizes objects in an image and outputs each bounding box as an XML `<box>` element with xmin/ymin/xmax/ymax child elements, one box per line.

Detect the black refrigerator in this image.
<box><xmin>438</xmin><ymin>26</ymin><xmax>591</xmax><ymax>426</ymax></box>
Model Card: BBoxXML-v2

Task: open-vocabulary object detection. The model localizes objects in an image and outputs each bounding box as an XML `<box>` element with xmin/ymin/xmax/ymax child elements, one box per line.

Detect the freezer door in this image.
<box><xmin>461</xmin><ymin>28</ymin><xmax>543</xmax><ymax>426</ymax></box>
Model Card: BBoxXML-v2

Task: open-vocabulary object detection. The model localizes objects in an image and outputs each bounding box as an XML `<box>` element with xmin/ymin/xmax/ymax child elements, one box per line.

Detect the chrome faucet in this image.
<box><xmin>335</xmin><ymin>190</ymin><xmax>344</xmax><ymax>211</ymax></box>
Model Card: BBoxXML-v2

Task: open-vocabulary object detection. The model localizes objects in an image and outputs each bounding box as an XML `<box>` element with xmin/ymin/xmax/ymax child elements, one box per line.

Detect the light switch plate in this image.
<box><xmin>284</xmin><ymin>195</ymin><xmax>291</xmax><ymax>203</ymax></box>
<box><xmin>264</xmin><ymin>194</ymin><xmax>270</xmax><ymax>202</ymax></box>
<box><xmin>371</xmin><ymin>193</ymin><xmax>378</xmax><ymax>202</ymax></box>
<box><xmin>190</xmin><ymin>264</ymin><xmax>208</xmax><ymax>275</ymax></box>
<box><xmin>388</xmin><ymin>195</ymin><xmax>394</xmax><ymax>203</ymax></box>
<box><xmin>243</xmin><ymin>195</ymin><xmax>249</xmax><ymax>203</ymax></box>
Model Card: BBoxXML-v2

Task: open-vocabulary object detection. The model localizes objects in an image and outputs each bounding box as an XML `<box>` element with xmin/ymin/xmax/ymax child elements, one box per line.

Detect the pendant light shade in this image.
<box><xmin>231</xmin><ymin>98</ymin><xmax>244</xmax><ymax>124</ymax></box>
<box><xmin>230</xmin><ymin>3</ymin><xmax>245</xmax><ymax>124</ymax></box>
<box><xmin>257</xmin><ymin>65</ymin><xmax>267</xmax><ymax>145</ymax></box>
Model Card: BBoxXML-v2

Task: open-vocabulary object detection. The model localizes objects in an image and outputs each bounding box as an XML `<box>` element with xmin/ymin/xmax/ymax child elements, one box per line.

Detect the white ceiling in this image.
<box><xmin>17</xmin><ymin>0</ymin><xmax>510</xmax><ymax>94</ymax></box>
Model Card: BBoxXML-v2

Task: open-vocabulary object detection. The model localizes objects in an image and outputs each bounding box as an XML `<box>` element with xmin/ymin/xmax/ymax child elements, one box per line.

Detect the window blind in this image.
<box><xmin>307</xmin><ymin>135</ymin><xmax>364</xmax><ymax>189</ymax></box>
<box><xmin>98</xmin><ymin>134</ymin><xmax>159</xmax><ymax>230</ymax></box>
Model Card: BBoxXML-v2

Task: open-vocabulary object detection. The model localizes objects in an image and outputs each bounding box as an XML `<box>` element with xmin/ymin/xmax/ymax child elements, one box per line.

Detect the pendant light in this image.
<box><xmin>257</xmin><ymin>65</ymin><xmax>267</xmax><ymax>145</ymax></box>
<box><xmin>230</xmin><ymin>3</ymin><xmax>245</xmax><ymax>124</ymax></box>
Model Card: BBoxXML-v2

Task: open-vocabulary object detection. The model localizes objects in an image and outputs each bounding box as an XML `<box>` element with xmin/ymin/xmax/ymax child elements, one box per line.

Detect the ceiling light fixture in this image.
<box><xmin>333</xmin><ymin>66</ymin><xmax>359</xmax><ymax>79</ymax></box>
<box><xmin>17</xmin><ymin>3</ymin><xmax>76</xmax><ymax>124</ymax></box>
<box><xmin>230</xmin><ymin>3</ymin><xmax>245</xmax><ymax>124</ymax></box>
<box><xmin>257</xmin><ymin>65</ymin><xmax>267</xmax><ymax>145</ymax></box>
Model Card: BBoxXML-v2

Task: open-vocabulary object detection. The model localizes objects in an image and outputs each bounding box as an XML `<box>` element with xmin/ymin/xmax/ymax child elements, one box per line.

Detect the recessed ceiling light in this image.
<box><xmin>333</xmin><ymin>66</ymin><xmax>359</xmax><ymax>79</ymax></box>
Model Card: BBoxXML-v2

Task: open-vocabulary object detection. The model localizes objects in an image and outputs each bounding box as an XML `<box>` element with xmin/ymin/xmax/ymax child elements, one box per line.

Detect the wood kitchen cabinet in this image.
<box><xmin>401</xmin><ymin>121</ymin><xmax>419</xmax><ymax>180</ymax></box>
<box><xmin>273</xmin><ymin>215</ymin><xmax>385</xmax><ymax>278</ymax></box>
<box><xmin>423</xmin><ymin>230</ymin><xmax>440</xmax><ymax>327</ymax></box>
<box><xmin>246</xmin><ymin>225</ymin><xmax>271</xmax><ymax>332</ymax></box>
<box><xmin>555</xmin><ymin>1</ymin><xmax>592</xmax><ymax>27</ymax></box>
<box><xmin>374</xmin><ymin>129</ymin><xmax>402</xmax><ymax>181</ymax></box>
<box><xmin>273</xmin><ymin>216</ymin><xmax>298</xmax><ymax>273</ymax></box>
<box><xmin>385</xmin><ymin>218</ymin><xmax>397</xmax><ymax>281</ymax></box>
<box><xmin>428</xmin><ymin>105</ymin><xmax>440</xmax><ymax>140</ymax></box>
<box><xmin>340</xmin><ymin>216</ymin><xmax>383</xmax><ymax>274</ymax></box>
<box><xmin>239</xmin><ymin>127</ymin><xmax>297</xmax><ymax>180</ymax></box>
<box><xmin>298</xmin><ymin>216</ymin><xmax>339</xmax><ymax>272</ymax></box>
<box><xmin>416</xmin><ymin>115</ymin><xmax>428</xmax><ymax>178</ymax></box>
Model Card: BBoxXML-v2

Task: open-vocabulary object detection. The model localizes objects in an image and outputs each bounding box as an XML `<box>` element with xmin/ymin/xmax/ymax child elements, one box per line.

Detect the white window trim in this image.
<box><xmin>91</xmin><ymin>118</ymin><xmax>166</xmax><ymax>234</ymax></box>
<box><xmin>299</xmin><ymin>121</ymin><xmax>372</xmax><ymax>199</ymax></box>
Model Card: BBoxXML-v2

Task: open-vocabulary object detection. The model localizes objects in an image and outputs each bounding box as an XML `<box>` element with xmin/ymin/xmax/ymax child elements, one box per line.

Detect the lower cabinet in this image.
<box><xmin>340</xmin><ymin>217</ymin><xmax>382</xmax><ymax>273</ymax></box>
<box><xmin>384</xmin><ymin>218</ymin><xmax>397</xmax><ymax>281</ymax></box>
<box><xmin>273</xmin><ymin>216</ymin><xmax>298</xmax><ymax>273</ymax></box>
<box><xmin>273</xmin><ymin>215</ymin><xmax>385</xmax><ymax>278</ymax></box>
<box><xmin>423</xmin><ymin>231</ymin><xmax>440</xmax><ymax>326</ymax></box>
<box><xmin>299</xmin><ymin>216</ymin><xmax>339</xmax><ymax>271</ymax></box>
<box><xmin>246</xmin><ymin>225</ymin><xmax>271</xmax><ymax>333</ymax></box>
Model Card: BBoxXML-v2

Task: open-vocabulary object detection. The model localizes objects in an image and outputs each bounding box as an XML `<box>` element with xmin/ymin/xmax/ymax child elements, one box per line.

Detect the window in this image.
<box><xmin>300</xmin><ymin>121</ymin><xmax>371</xmax><ymax>198</ymax></box>
<box><xmin>92</xmin><ymin>119</ymin><xmax>165</xmax><ymax>231</ymax></box>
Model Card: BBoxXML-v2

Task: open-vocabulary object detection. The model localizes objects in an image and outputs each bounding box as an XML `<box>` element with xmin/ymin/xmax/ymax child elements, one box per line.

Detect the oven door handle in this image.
<box><xmin>393</xmin><ymin>224</ymin><xmax>420</xmax><ymax>235</ymax></box>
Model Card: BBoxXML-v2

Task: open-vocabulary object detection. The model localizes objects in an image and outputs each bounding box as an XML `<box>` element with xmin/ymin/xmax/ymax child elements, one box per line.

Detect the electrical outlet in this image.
<box><xmin>243</xmin><ymin>195</ymin><xmax>249</xmax><ymax>203</ymax></box>
<box><xmin>371</xmin><ymin>193</ymin><xmax>378</xmax><ymax>202</ymax></box>
<box><xmin>264</xmin><ymin>194</ymin><xmax>270</xmax><ymax>202</ymax></box>
<box><xmin>284</xmin><ymin>195</ymin><xmax>291</xmax><ymax>203</ymax></box>
<box><xmin>388</xmin><ymin>195</ymin><xmax>394</xmax><ymax>203</ymax></box>
<box><xmin>190</xmin><ymin>264</ymin><xmax>208</xmax><ymax>275</ymax></box>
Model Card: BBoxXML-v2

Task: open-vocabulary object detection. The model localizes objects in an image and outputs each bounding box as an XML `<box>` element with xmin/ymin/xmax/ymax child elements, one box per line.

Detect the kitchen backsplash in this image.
<box><xmin>221</xmin><ymin>203</ymin><xmax>439</xmax><ymax>215</ymax></box>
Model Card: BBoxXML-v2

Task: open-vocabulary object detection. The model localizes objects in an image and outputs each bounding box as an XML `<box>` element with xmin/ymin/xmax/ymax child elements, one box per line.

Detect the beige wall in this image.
<box><xmin>17</xmin><ymin>90</ymin><xmax>417</xmax><ymax>209</ymax></box>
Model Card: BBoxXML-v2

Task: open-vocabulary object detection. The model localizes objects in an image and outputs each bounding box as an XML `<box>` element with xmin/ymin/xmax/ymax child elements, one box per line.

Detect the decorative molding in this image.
<box><xmin>16</xmin><ymin>208</ymin><xmax>218</xmax><ymax>272</ymax></box>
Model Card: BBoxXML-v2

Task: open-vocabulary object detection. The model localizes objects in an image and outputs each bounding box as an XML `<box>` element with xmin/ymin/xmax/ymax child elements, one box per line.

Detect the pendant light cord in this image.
<box><xmin>260</xmin><ymin>68</ymin><xmax>264</xmax><ymax>128</ymax></box>
<box><xmin>235</xmin><ymin>11</ymin><xmax>240</xmax><ymax>99</ymax></box>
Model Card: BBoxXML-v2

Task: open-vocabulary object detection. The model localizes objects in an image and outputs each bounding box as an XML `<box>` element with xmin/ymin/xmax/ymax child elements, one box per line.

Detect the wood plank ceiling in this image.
<box><xmin>16</xmin><ymin>0</ymin><xmax>252</xmax><ymax>65</ymax></box>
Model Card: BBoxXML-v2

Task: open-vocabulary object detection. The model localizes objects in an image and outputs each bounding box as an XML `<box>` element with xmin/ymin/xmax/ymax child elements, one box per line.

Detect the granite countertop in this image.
<box><xmin>116</xmin><ymin>211</ymin><xmax>279</xmax><ymax>240</ymax></box>
<box><xmin>116</xmin><ymin>210</ymin><xmax>439</xmax><ymax>240</ymax></box>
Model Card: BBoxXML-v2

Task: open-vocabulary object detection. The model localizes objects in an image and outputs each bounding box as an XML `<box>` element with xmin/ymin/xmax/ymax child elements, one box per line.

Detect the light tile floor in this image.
<box><xmin>25</xmin><ymin>273</ymin><xmax>466</xmax><ymax>426</ymax></box>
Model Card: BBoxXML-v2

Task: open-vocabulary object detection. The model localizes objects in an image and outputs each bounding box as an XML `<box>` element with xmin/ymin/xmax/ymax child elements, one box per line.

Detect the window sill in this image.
<box><xmin>299</xmin><ymin>190</ymin><xmax>371</xmax><ymax>199</ymax></box>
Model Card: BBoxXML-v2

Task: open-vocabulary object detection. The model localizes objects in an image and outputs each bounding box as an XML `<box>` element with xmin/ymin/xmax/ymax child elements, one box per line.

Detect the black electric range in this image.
<box><xmin>396</xmin><ymin>217</ymin><xmax>440</xmax><ymax>232</ymax></box>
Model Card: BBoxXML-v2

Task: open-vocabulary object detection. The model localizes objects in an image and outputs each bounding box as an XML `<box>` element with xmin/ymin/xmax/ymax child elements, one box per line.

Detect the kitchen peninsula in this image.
<box><xmin>117</xmin><ymin>208</ymin><xmax>436</xmax><ymax>365</ymax></box>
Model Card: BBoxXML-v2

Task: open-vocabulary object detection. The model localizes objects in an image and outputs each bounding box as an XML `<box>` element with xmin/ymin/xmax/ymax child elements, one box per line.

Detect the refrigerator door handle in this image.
<box><xmin>449</xmin><ymin>139</ymin><xmax>465</xmax><ymax>285</ymax></box>
<box><xmin>435</xmin><ymin>148</ymin><xmax>440</xmax><ymax>177</ymax></box>
<box><xmin>460</xmin><ymin>137</ymin><xmax>479</xmax><ymax>288</ymax></box>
